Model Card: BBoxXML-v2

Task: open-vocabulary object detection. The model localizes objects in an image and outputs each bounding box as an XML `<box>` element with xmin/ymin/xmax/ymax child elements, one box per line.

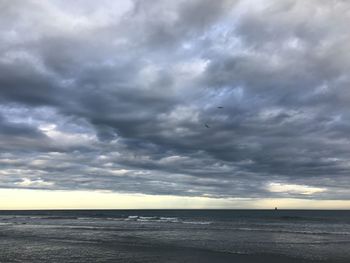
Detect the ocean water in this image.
<box><xmin>0</xmin><ymin>210</ymin><xmax>349</xmax><ymax>262</ymax></box>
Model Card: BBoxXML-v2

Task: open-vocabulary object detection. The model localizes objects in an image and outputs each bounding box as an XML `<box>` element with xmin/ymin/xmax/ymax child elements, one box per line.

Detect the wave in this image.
<box><xmin>277</xmin><ymin>216</ymin><xmax>331</xmax><ymax>222</ymax></box>
<box><xmin>124</xmin><ymin>215</ymin><xmax>211</xmax><ymax>225</ymax></box>
<box><xmin>182</xmin><ymin>221</ymin><xmax>212</xmax><ymax>225</ymax></box>
<box><xmin>1</xmin><ymin>215</ymin><xmax>212</xmax><ymax>225</ymax></box>
<box><xmin>229</xmin><ymin>227</ymin><xmax>350</xmax><ymax>236</ymax></box>
<box><xmin>0</xmin><ymin>222</ymin><xmax>12</xmax><ymax>226</ymax></box>
<box><xmin>125</xmin><ymin>215</ymin><xmax>179</xmax><ymax>223</ymax></box>
<box><xmin>39</xmin><ymin>216</ymin><xmax>79</xmax><ymax>220</ymax></box>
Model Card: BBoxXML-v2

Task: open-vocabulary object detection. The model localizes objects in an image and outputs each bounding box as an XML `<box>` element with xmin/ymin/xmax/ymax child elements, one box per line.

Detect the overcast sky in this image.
<box><xmin>1</xmin><ymin>0</ymin><xmax>350</xmax><ymax>208</ymax></box>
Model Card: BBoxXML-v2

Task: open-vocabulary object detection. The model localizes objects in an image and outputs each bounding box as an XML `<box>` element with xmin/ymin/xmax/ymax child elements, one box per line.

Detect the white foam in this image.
<box><xmin>182</xmin><ymin>221</ymin><xmax>212</xmax><ymax>225</ymax></box>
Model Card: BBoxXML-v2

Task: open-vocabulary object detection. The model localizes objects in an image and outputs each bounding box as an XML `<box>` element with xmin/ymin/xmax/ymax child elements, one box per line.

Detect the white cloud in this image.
<box><xmin>15</xmin><ymin>178</ymin><xmax>54</xmax><ymax>187</ymax></box>
<box><xmin>267</xmin><ymin>182</ymin><xmax>326</xmax><ymax>195</ymax></box>
<box><xmin>39</xmin><ymin>123</ymin><xmax>97</xmax><ymax>147</ymax></box>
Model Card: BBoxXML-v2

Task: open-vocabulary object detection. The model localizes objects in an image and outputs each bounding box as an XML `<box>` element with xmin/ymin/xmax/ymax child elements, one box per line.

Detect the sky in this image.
<box><xmin>1</xmin><ymin>0</ymin><xmax>350</xmax><ymax>209</ymax></box>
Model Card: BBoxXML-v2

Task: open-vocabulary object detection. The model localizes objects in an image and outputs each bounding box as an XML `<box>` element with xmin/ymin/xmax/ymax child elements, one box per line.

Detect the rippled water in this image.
<box><xmin>0</xmin><ymin>210</ymin><xmax>349</xmax><ymax>262</ymax></box>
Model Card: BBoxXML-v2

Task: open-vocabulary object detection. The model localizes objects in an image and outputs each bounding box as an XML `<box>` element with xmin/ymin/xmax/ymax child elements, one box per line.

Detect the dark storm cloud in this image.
<box><xmin>0</xmin><ymin>59</ymin><xmax>61</xmax><ymax>106</ymax></box>
<box><xmin>0</xmin><ymin>0</ymin><xmax>349</xmax><ymax>200</ymax></box>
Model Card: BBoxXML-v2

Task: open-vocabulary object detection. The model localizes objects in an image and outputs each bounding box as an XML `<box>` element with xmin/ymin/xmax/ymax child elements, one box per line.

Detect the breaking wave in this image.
<box><xmin>125</xmin><ymin>215</ymin><xmax>211</xmax><ymax>225</ymax></box>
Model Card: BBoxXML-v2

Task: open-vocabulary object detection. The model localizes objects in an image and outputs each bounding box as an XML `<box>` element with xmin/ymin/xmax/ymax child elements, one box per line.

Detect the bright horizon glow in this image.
<box><xmin>0</xmin><ymin>189</ymin><xmax>349</xmax><ymax>210</ymax></box>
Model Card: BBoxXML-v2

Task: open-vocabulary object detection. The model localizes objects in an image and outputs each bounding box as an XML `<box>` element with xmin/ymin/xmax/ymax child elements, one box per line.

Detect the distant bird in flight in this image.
<box><xmin>204</xmin><ymin>107</ymin><xmax>223</xmax><ymax>128</ymax></box>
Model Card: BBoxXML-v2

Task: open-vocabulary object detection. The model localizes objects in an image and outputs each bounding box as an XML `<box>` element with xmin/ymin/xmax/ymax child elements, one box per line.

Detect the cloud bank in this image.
<box><xmin>1</xmin><ymin>0</ymin><xmax>350</xmax><ymax>201</ymax></box>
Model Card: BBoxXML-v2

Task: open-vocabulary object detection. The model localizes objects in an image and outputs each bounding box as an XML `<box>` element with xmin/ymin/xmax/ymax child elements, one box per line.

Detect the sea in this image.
<box><xmin>0</xmin><ymin>210</ymin><xmax>349</xmax><ymax>263</ymax></box>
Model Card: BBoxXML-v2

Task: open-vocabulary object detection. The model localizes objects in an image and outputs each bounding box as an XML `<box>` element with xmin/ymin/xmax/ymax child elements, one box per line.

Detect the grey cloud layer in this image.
<box><xmin>0</xmin><ymin>0</ymin><xmax>349</xmax><ymax>200</ymax></box>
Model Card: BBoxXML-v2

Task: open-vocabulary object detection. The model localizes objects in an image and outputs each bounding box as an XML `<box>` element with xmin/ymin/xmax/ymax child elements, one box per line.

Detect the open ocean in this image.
<box><xmin>0</xmin><ymin>210</ymin><xmax>349</xmax><ymax>262</ymax></box>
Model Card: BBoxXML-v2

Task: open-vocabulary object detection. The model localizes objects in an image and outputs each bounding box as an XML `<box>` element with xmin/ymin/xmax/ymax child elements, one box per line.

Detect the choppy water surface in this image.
<box><xmin>0</xmin><ymin>210</ymin><xmax>349</xmax><ymax>262</ymax></box>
